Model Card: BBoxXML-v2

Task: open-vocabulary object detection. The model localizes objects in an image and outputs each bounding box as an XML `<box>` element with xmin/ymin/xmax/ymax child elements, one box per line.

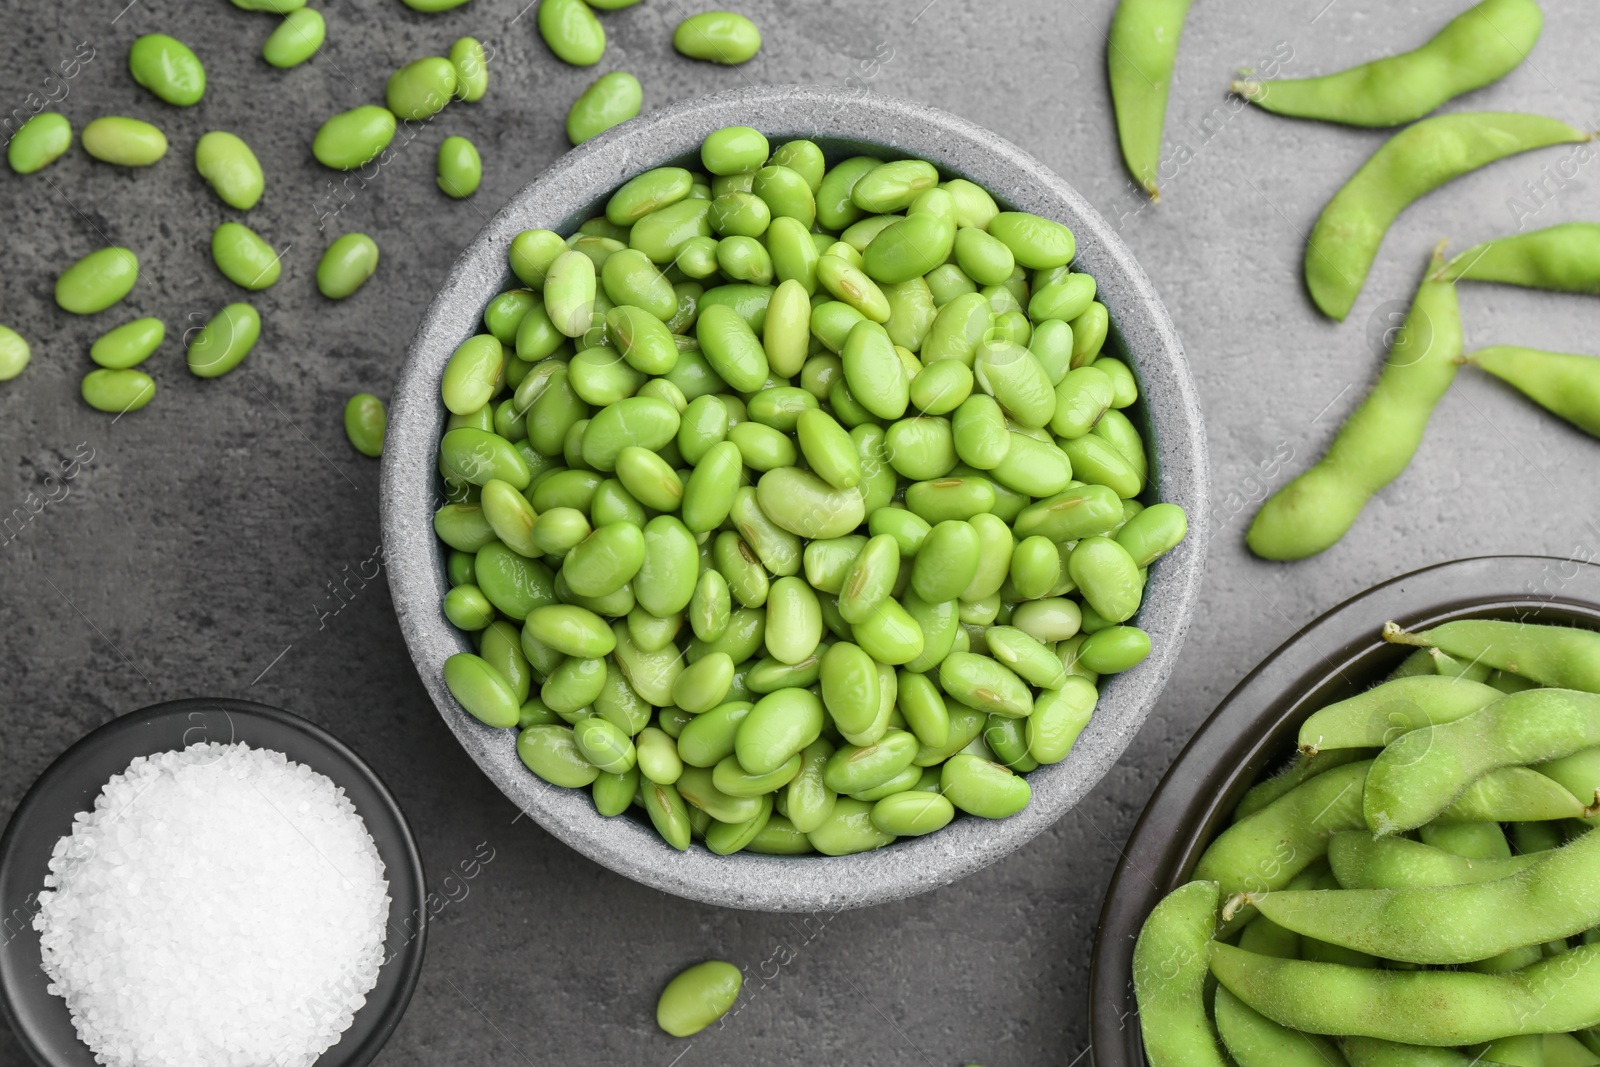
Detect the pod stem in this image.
<box><xmin>1585</xmin><ymin>790</ymin><xmax>1600</xmax><ymax>819</ymax></box>
<box><xmin>1298</xmin><ymin>740</ymin><xmax>1320</xmax><ymax>757</ymax></box>
<box><xmin>1381</xmin><ymin>621</ymin><xmax>1434</xmax><ymax>648</ymax></box>
<box><xmin>1230</xmin><ymin>79</ymin><xmax>1263</xmax><ymax>102</ymax></box>
<box><xmin>1220</xmin><ymin>892</ymin><xmax>1257</xmax><ymax>923</ymax></box>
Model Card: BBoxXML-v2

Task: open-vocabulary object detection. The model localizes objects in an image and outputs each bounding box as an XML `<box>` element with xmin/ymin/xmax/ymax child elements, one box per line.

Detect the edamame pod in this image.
<box><xmin>1133</xmin><ymin>880</ymin><xmax>1229</xmax><ymax>1066</ymax></box>
<box><xmin>1250</xmin><ymin>246</ymin><xmax>1462</xmax><ymax>559</ymax></box>
<box><xmin>1464</xmin><ymin>346</ymin><xmax>1600</xmax><ymax>439</ymax></box>
<box><xmin>1306</xmin><ymin>114</ymin><xmax>1589</xmax><ymax>320</ymax></box>
<box><xmin>1211</xmin><ymin>941</ymin><xmax>1600</xmax><ymax>1045</ymax></box>
<box><xmin>1232</xmin><ymin>0</ymin><xmax>1543</xmax><ymax>128</ymax></box>
<box><xmin>1108</xmin><ymin>0</ymin><xmax>1192</xmax><ymax>202</ymax></box>
<box><xmin>1385</xmin><ymin>619</ymin><xmax>1600</xmax><ymax>692</ymax></box>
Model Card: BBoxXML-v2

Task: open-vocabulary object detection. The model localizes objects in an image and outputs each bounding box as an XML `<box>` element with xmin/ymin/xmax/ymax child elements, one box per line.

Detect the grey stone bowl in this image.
<box><xmin>380</xmin><ymin>85</ymin><xmax>1210</xmax><ymax>913</ymax></box>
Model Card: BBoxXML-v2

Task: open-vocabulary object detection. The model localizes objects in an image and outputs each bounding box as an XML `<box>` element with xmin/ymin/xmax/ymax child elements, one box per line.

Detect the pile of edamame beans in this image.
<box><xmin>1135</xmin><ymin>617</ymin><xmax>1600</xmax><ymax>1067</ymax></box>
<box><xmin>0</xmin><ymin>0</ymin><xmax>764</xmax><ymax>438</ymax></box>
<box><xmin>432</xmin><ymin>125</ymin><xmax>1189</xmax><ymax>857</ymax></box>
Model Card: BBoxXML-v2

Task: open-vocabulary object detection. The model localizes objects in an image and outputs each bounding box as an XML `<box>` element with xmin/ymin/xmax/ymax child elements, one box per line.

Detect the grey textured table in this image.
<box><xmin>1</xmin><ymin>0</ymin><xmax>1596</xmax><ymax>1063</ymax></box>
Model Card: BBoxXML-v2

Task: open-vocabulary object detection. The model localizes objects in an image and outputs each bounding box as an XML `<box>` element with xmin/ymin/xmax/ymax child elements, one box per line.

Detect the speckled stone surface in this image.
<box><xmin>1</xmin><ymin>0</ymin><xmax>1597</xmax><ymax>1063</ymax></box>
<box><xmin>384</xmin><ymin>84</ymin><xmax>1210</xmax><ymax>912</ymax></box>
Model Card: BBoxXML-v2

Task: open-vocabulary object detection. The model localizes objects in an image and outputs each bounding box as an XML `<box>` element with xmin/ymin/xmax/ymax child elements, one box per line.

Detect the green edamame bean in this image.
<box><xmin>519</xmin><ymin>724</ymin><xmax>600</xmax><ymax>786</ymax></box>
<box><xmin>540</xmin><ymin>0</ymin><xmax>606</xmax><ymax>66</ymax></box>
<box><xmin>673</xmin><ymin>11</ymin><xmax>761</xmax><ymax>64</ymax></box>
<box><xmin>510</xmin><ymin>229</ymin><xmax>565</xmax><ymax>290</ymax></box>
<box><xmin>441</xmin><ymin>336</ymin><xmax>505</xmax><ymax>417</ymax></box>
<box><xmin>443</xmin><ymin>583</ymin><xmax>494</xmax><ymax>630</ymax></box>
<box><xmin>676</xmin><ymin>701</ymin><xmax>751</xmax><ymax>768</ymax></box>
<box><xmin>1066</xmin><ymin>536</ymin><xmax>1142</xmax><ymax>623</ymax></box>
<box><xmin>194</xmin><ymin>131</ymin><xmax>264</xmax><ymax>210</ymax></box>
<box><xmin>56</xmin><ymin>247</ymin><xmax>139</xmax><ymax>315</ymax></box>
<box><xmin>567</xmin><ymin>72</ymin><xmax>641</xmax><ymax>145</ymax></box>
<box><xmin>869</xmin><ymin>791</ymin><xmax>954</xmax><ymax>837</ymax></box>
<box><xmin>940</xmin><ymin>753</ymin><xmax>1030</xmax><ymax>818</ymax></box>
<box><xmin>640</xmin><ymin>779</ymin><xmax>691</xmax><ymax>849</ymax></box>
<box><xmin>657</xmin><ymin>960</ymin><xmax>742</xmax><ymax>1037</ymax></box>
<box><xmin>437</xmin><ymin>136</ymin><xmax>481</xmax><ymax>199</ymax></box>
<box><xmin>387</xmin><ymin>57</ymin><xmax>456</xmax><ymax>120</ymax></box>
<box><xmin>572</xmin><ymin>715</ymin><xmax>636</xmax><ymax>774</ymax></box>
<box><xmin>263</xmin><ymin>8</ymin><xmax>325</xmax><ymax>67</ymax></box>
<box><xmin>82</xmin><ymin>116</ymin><xmax>167</xmax><ymax>166</ymax></box>
<box><xmin>1050</xmin><ymin>366</ymin><xmax>1114</xmax><ymax>439</ymax></box>
<box><xmin>440</xmin><ymin>427</ymin><xmax>529</xmax><ymax>488</ymax></box>
<box><xmin>823</xmin><ymin>730</ymin><xmax>918</xmax><ymax>795</ymax></box>
<box><xmin>1062</xmin><ymin>433</ymin><xmax>1142</xmax><ymax>499</ymax></box>
<box><xmin>712</xmin><ymin>753</ymin><xmax>800</xmax><ymax>799</ymax></box>
<box><xmin>677</xmin><ymin>764</ymin><xmax>763</xmax><ymax>823</ymax></box>
<box><xmin>523</xmin><ymin>604</ymin><xmax>615</xmax><ymax>658</ymax></box>
<box><xmin>754</xmin><ymin>466</ymin><xmax>865</xmax><ymax>541</ymax></box>
<box><xmin>637</xmin><ymin>726</ymin><xmax>683</xmax><ymax>785</ymax></box>
<box><xmin>1116</xmin><ymin>502</ymin><xmax>1187</xmax><ymax>567</ymax></box>
<box><xmin>939</xmin><ymin>652</ymin><xmax>1032</xmax><ymax>718</ymax></box>
<box><xmin>1077</xmin><ymin>624</ymin><xmax>1150</xmax><ymax>674</ymax></box>
<box><xmin>560</xmin><ymin>521</ymin><xmax>645</xmax><ymax>597</ymax></box>
<box><xmin>480</xmin><ymin>620</ymin><xmax>533</xmax><ymax>702</ymax></box>
<box><xmin>211</xmin><ymin>222</ymin><xmax>281</xmax><ymax>290</ymax></box>
<box><xmin>607</xmin><ymin>168</ymin><xmax>692</xmax><ymax>227</ymax></box>
<box><xmin>187</xmin><ymin>302</ymin><xmax>261</xmax><ymax>378</ymax></box>
<box><xmin>1233</xmin><ymin>0</ymin><xmax>1542</xmax><ymax>128</ymax></box>
<box><xmin>344</xmin><ymin>394</ymin><xmax>386</xmax><ymax>457</ymax></box>
<box><xmin>90</xmin><ymin>317</ymin><xmax>163</xmax><ymax>370</ymax></box>
<box><xmin>735</xmin><ymin>688</ymin><xmax>825</xmax><ymax>775</ymax></box>
<box><xmin>1029</xmin><ymin>677</ymin><xmax>1097</xmax><ymax>764</ymax></box>
<box><xmin>952</xmin><ymin>227</ymin><xmax>1015</xmax><ymax>287</ymax></box>
<box><xmin>448</xmin><ymin>36</ymin><xmax>488</xmax><ymax>101</ymax></box>
<box><xmin>812</xmin><ymin>156</ymin><xmax>878</xmax><ymax>231</ymax></box>
<box><xmin>592</xmin><ymin>767</ymin><xmax>639</xmax><ymax>816</ymax></box>
<box><xmin>974</xmin><ymin>340</ymin><xmax>1056</xmax><ymax>429</ymax></box>
<box><xmin>808</xmin><ymin>796</ymin><xmax>895</xmax><ymax>855</ymax></box>
<box><xmin>312</xmin><ymin>106</ymin><xmax>395</xmax><ymax>170</ymax></box>
<box><xmin>694</xmin><ymin>303</ymin><xmax>768</xmax><ymax>391</ymax></box>
<box><xmin>700</xmin><ymin>126</ymin><xmax>768</xmax><ymax>176</ymax></box>
<box><xmin>444</xmin><ymin>652</ymin><xmax>522</xmax><ymax>728</ymax></box>
<box><xmin>80</xmin><ymin>369</ymin><xmax>155</xmax><ymax>414</ymax></box>
<box><xmin>7</xmin><ymin>112</ymin><xmax>71</xmax><ymax>174</ymax></box>
<box><xmin>764</xmin><ymin>576</ymin><xmax>821</xmax><ymax>665</ymax></box>
<box><xmin>751</xmin><ymin>165</ymin><xmax>816</xmax><ymax>229</ymax></box>
<box><xmin>861</xmin><ymin>212</ymin><xmax>955</xmax><ymax>286</ymax></box>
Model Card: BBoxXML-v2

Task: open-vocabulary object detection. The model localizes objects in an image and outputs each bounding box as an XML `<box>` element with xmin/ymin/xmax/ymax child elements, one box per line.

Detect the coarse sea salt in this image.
<box><xmin>33</xmin><ymin>742</ymin><xmax>391</xmax><ymax>1067</ymax></box>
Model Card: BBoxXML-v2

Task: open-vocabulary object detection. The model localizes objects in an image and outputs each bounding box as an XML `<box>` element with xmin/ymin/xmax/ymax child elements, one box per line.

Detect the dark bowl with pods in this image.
<box><xmin>1088</xmin><ymin>554</ymin><xmax>1600</xmax><ymax>1066</ymax></box>
<box><xmin>381</xmin><ymin>84</ymin><xmax>1210</xmax><ymax>912</ymax></box>
<box><xmin>0</xmin><ymin>698</ymin><xmax>427</xmax><ymax>1067</ymax></box>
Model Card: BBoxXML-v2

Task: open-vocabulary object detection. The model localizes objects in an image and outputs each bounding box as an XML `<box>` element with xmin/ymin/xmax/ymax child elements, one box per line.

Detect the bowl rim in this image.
<box><xmin>1087</xmin><ymin>553</ymin><xmax>1600</xmax><ymax>1066</ymax></box>
<box><xmin>0</xmin><ymin>698</ymin><xmax>428</xmax><ymax>1067</ymax></box>
<box><xmin>380</xmin><ymin>83</ymin><xmax>1210</xmax><ymax>912</ymax></box>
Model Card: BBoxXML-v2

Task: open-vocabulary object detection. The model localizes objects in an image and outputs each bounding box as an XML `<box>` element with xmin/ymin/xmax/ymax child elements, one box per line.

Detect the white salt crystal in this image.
<box><xmin>34</xmin><ymin>742</ymin><xmax>391</xmax><ymax>1067</ymax></box>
